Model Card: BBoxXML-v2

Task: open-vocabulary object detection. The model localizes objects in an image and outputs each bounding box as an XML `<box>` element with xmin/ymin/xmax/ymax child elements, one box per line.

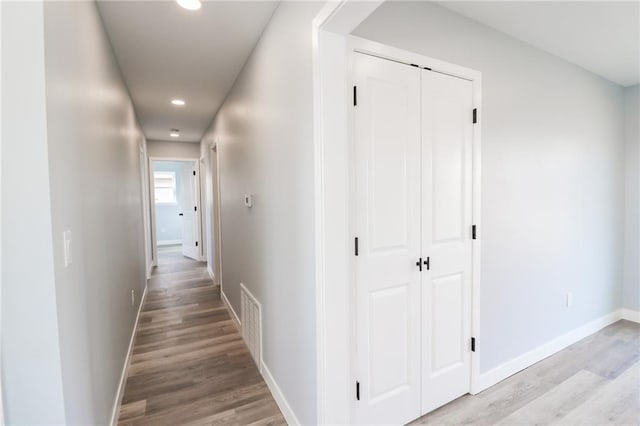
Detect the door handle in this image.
<box><xmin>179</xmin><ymin>213</ymin><xmax>184</xmax><ymax>216</ymax></box>
<box><xmin>416</xmin><ymin>258</ymin><xmax>422</xmax><ymax>272</ymax></box>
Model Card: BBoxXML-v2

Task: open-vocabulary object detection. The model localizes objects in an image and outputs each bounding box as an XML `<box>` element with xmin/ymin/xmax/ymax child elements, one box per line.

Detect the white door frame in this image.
<box><xmin>210</xmin><ymin>144</ymin><xmax>223</xmax><ymax>287</ymax></box>
<box><xmin>199</xmin><ymin>156</ymin><xmax>207</xmax><ymax>262</ymax></box>
<box><xmin>139</xmin><ymin>142</ymin><xmax>153</xmax><ymax>279</ymax></box>
<box><xmin>312</xmin><ymin>3</ymin><xmax>483</xmax><ymax>423</ymax></box>
<box><xmin>148</xmin><ymin>157</ymin><xmax>204</xmax><ymax>265</ymax></box>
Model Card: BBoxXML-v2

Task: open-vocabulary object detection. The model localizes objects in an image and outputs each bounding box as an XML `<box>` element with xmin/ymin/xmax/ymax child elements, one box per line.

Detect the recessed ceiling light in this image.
<box><xmin>176</xmin><ymin>0</ymin><xmax>201</xmax><ymax>11</ymax></box>
<box><xmin>171</xmin><ymin>99</ymin><xmax>185</xmax><ymax>106</ymax></box>
<box><xmin>170</xmin><ymin>129</ymin><xmax>180</xmax><ymax>138</ymax></box>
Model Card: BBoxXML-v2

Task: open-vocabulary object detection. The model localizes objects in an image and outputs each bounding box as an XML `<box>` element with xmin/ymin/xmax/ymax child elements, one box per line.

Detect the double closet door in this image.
<box><xmin>354</xmin><ymin>52</ymin><xmax>474</xmax><ymax>425</ymax></box>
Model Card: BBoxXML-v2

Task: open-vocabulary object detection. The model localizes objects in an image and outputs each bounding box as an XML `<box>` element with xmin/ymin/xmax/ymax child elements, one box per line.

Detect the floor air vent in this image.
<box><xmin>240</xmin><ymin>283</ymin><xmax>262</xmax><ymax>368</ymax></box>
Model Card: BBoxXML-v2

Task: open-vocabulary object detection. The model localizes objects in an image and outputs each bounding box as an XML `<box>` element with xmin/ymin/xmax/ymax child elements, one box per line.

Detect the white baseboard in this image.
<box><xmin>261</xmin><ymin>360</ymin><xmax>300</xmax><ymax>426</ymax></box>
<box><xmin>621</xmin><ymin>308</ymin><xmax>640</xmax><ymax>323</ymax></box>
<box><xmin>207</xmin><ymin>265</ymin><xmax>216</xmax><ymax>284</ymax></box>
<box><xmin>157</xmin><ymin>239</ymin><xmax>181</xmax><ymax>246</ymax></box>
<box><xmin>147</xmin><ymin>262</ymin><xmax>154</xmax><ymax>279</ymax></box>
<box><xmin>110</xmin><ymin>284</ymin><xmax>148</xmax><ymax>426</ymax></box>
<box><xmin>221</xmin><ymin>288</ymin><xmax>241</xmax><ymax>331</ymax></box>
<box><xmin>219</xmin><ymin>286</ymin><xmax>299</xmax><ymax>425</ymax></box>
<box><xmin>474</xmin><ymin>309</ymin><xmax>622</xmax><ymax>393</ymax></box>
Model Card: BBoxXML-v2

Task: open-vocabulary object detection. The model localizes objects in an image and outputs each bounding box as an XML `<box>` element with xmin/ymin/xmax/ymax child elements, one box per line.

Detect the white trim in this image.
<box><xmin>207</xmin><ymin>265</ymin><xmax>216</xmax><ymax>284</ymax></box>
<box><xmin>260</xmin><ymin>360</ymin><xmax>301</xmax><ymax>426</ymax></box>
<box><xmin>621</xmin><ymin>308</ymin><xmax>640</xmax><ymax>323</ymax></box>
<box><xmin>147</xmin><ymin>262</ymin><xmax>154</xmax><ymax>280</ymax></box>
<box><xmin>221</xmin><ymin>288</ymin><xmax>241</xmax><ymax>332</ymax></box>
<box><xmin>313</xmin><ymin>5</ymin><xmax>373</xmax><ymax>423</ymax></box>
<box><xmin>313</xmin><ymin>9</ymin><xmax>483</xmax><ymax>419</ymax></box>
<box><xmin>219</xmin><ymin>285</ymin><xmax>297</xmax><ymax>425</ymax></box>
<box><xmin>149</xmin><ymin>157</ymin><xmax>205</xmax><ymax>263</ymax></box>
<box><xmin>475</xmin><ymin>310</ymin><xmax>622</xmax><ymax>393</ymax></box>
<box><xmin>157</xmin><ymin>239</ymin><xmax>182</xmax><ymax>246</ymax></box>
<box><xmin>220</xmin><ymin>283</ymin><xmax>299</xmax><ymax>424</ymax></box>
<box><xmin>110</xmin><ymin>284</ymin><xmax>148</xmax><ymax>426</ymax></box>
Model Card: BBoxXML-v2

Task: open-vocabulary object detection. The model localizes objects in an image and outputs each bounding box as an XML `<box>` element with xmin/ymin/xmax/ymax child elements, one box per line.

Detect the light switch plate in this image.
<box><xmin>63</xmin><ymin>230</ymin><xmax>72</xmax><ymax>267</ymax></box>
<box><xmin>566</xmin><ymin>291</ymin><xmax>573</xmax><ymax>308</ymax></box>
<box><xmin>244</xmin><ymin>194</ymin><xmax>253</xmax><ymax>208</ymax></box>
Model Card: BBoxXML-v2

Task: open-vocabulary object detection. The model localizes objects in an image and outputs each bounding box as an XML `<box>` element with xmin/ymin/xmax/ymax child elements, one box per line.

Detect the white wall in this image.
<box><xmin>2</xmin><ymin>2</ymin><xmax>148</xmax><ymax>424</ymax></box>
<box><xmin>1</xmin><ymin>3</ymin><xmax>67</xmax><ymax>423</ymax></box>
<box><xmin>200</xmin><ymin>2</ymin><xmax>322</xmax><ymax>423</ymax></box>
<box><xmin>354</xmin><ymin>1</ymin><xmax>626</xmax><ymax>372</ymax></box>
<box><xmin>623</xmin><ymin>85</ymin><xmax>639</xmax><ymax>311</ymax></box>
<box><xmin>148</xmin><ymin>140</ymin><xmax>201</xmax><ymax>159</ymax></box>
<box><xmin>43</xmin><ymin>2</ymin><xmax>148</xmax><ymax>424</ymax></box>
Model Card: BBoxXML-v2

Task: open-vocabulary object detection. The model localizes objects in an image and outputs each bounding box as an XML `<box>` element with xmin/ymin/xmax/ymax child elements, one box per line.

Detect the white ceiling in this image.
<box><xmin>437</xmin><ymin>1</ymin><xmax>639</xmax><ymax>87</ymax></box>
<box><xmin>97</xmin><ymin>1</ymin><xmax>279</xmax><ymax>142</ymax></box>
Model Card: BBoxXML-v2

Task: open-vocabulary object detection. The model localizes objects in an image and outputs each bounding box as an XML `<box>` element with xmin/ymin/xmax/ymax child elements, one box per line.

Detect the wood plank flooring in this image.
<box><xmin>120</xmin><ymin>248</ymin><xmax>639</xmax><ymax>425</ymax></box>
<box><xmin>412</xmin><ymin>320</ymin><xmax>640</xmax><ymax>425</ymax></box>
<box><xmin>117</xmin><ymin>252</ymin><xmax>285</xmax><ymax>425</ymax></box>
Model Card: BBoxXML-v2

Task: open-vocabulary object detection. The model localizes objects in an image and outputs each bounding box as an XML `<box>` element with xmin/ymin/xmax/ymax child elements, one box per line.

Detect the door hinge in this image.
<box><xmin>194</xmin><ymin>206</ymin><xmax>197</xmax><ymax>212</ymax></box>
<box><xmin>353</xmin><ymin>86</ymin><xmax>357</xmax><ymax>106</ymax></box>
<box><xmin>471</xmin><ymin>337</ymin><xmax>476</xmax><ymax>352</ymax></box>
<box><xmin>193</xmin><ymin>170</ymin><xmax>196</xmax><ymax>176</ymax></box>
<box><xmin>472</xmin><ymin>225</ymin><xmax>477</xmax><ymax>240</ymax></box>
<box><xmin>195</xmin><ymin>241</ymin><xmax>198</xmax><ymax>247</ymax></box>
<box><xmin>473</xmin><ymin>108</ymin><xmax>478</xmax><ymax>124</ymax></box>
<box><xmin>354</xmin><ymin>237</ymin><xmax>359</xmax><ymax>256</ymax></box>
<box><xmin>424</xmin><ymin>257</ymin><xmax>430</xmax><ymax>270</ymax></box>
<box><xmin>356</xmin><ymin>381</ymin><xmax>360</xmax><ymax>400</ymax></box>
<box><xmin>416</xmin><ymin>257</ymin><xmax>423</xmax><ymax>272</ymax></box>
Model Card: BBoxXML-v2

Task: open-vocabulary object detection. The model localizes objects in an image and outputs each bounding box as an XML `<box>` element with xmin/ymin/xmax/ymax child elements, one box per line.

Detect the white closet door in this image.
<box><xmin>181</xmin><ymin>166</ymin><xmax>199</xmax><ymax>260</ymax></box>
<box><xmin>421</xmin><ymin>69</ymin><xmax>473</xmax><ymax>414</ymax></box>
<box><xmin>354</xmin><ymin>52</ymin><xmax>422</xmax><ymax>425</ymax></box>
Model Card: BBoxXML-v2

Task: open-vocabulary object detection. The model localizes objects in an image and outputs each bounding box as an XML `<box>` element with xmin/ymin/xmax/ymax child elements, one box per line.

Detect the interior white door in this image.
<box><xmin>354</xmin><ymin>52</ymin><xmax>422</xmax><ymax>425</ymax></box>
<box><xmin>181</xmin><ymin>164</ymin><xmax>199</xmax><ymax>260</ymax></box>
<box><xmin>421</xmin><ymin>69</ymin><xmax>473</xmax><ymax>414</ymax></box>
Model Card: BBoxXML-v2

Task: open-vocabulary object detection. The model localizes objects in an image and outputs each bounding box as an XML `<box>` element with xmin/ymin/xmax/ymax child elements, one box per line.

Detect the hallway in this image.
<box><xmin>117</xmin><ymin>252</ymin><xmax>285</xmax><ymax>425</ymax></box>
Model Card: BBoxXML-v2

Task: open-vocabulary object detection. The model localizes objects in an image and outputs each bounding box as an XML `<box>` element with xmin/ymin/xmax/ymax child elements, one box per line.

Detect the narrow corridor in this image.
<box><xmin>117</xmin><ymin>252</ymin><xmax>285</xmax><ymax>425</ymax></box>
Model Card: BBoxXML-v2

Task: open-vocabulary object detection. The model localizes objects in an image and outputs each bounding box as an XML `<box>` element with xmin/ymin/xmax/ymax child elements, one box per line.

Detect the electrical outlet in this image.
<box><xmin>566</xmin><ymin>291</ymin><xmax>573</xmax><ymax>308</ymax></box>
<box><xmin>131</xmin><ymin>290</ymin><xmax>135</xmax><ymax>306</ymax></box>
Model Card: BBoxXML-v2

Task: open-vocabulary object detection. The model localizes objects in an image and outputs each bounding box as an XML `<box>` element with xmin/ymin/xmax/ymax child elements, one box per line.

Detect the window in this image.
<box><xmin>154</xmin><ymin>171</ymin><xmax>177</xmax><ymax>204</ymax></box>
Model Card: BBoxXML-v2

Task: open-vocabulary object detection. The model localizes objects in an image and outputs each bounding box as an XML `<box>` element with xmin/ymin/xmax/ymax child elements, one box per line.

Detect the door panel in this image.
<box><xmin>421</xmin><ymin>70</ymin><xmax>473</xmax><ymax>414</ymax></box>
<box><xmin>369</xmin><ymin>285</ymin><xmax>410</xmax><ymax>400</ymax></box>
<box><xmin>431</xmin><ymin>273</ymin><xmax>464</xmax><ymax>371</ymax></box>
<box><xmin>181</xmin><ymin>165</ymin><xmax>199</xmax><ymax>260</ymax></box>
<box><xmin>354</xmin><ymin>52</ymin><xmax>422</xmax><ymax>425</ymax></box>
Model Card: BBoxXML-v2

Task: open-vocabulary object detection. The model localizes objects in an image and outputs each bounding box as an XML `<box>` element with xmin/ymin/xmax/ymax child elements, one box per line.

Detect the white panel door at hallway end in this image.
<box><xmin>181</xmin><ymin>164</ymin><xmax>199</xmax><ymax>260</ymax></box>
<box><xmin>421</xmin><ymin>69</ymin><xmax>473</xmax><ymax>415</ymax></box>
<box><xmin>354</xmin><ymin>52</ymin><xmax>422</xmax><ymax>425</ymax></box>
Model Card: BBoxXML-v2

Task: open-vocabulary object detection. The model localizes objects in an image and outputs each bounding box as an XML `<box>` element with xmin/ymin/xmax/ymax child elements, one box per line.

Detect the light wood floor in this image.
<box><xmin>117</xmin><ymin>252</ymin><xmax>285</xmax><ymax>425</ymax></box>
<box><xmin>119</xmin><ymin>251</ymin><xmax>639</xmax><ymax>425</ymax></box>
<box><xmin>412</xmin><ymin>320</ymin><xmax>640</xmax><ymax>425</ymax></box>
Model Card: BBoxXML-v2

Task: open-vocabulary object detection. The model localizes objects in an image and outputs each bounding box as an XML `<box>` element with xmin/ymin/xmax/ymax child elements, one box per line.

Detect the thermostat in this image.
<box><xmin>244</xmin><ymin>194</ymin><xmax>253</xmax><ymax>208</ymax></box>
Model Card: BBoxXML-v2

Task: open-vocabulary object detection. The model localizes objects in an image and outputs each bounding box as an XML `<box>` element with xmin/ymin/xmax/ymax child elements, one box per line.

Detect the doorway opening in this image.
<box><xmin>150</xmin><ymin>159</ymin><xmax>203</xmax><ymax>265</ymax></box>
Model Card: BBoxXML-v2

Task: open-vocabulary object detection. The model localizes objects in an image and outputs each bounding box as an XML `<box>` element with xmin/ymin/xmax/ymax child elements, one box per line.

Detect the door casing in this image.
<box><xmin>311</xmin><ymin>32</ymin><xmax>483</xmax><ymax>423</ymax></box>
<box><xmin>311</xmin><ymin>5</ymin><xmax>482</xmax><ymax>422</ymax></box>
<box><xmin>148</xmin><ymin>157</ymin><xmax>204</xmax><ymax>264</ymax></box>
